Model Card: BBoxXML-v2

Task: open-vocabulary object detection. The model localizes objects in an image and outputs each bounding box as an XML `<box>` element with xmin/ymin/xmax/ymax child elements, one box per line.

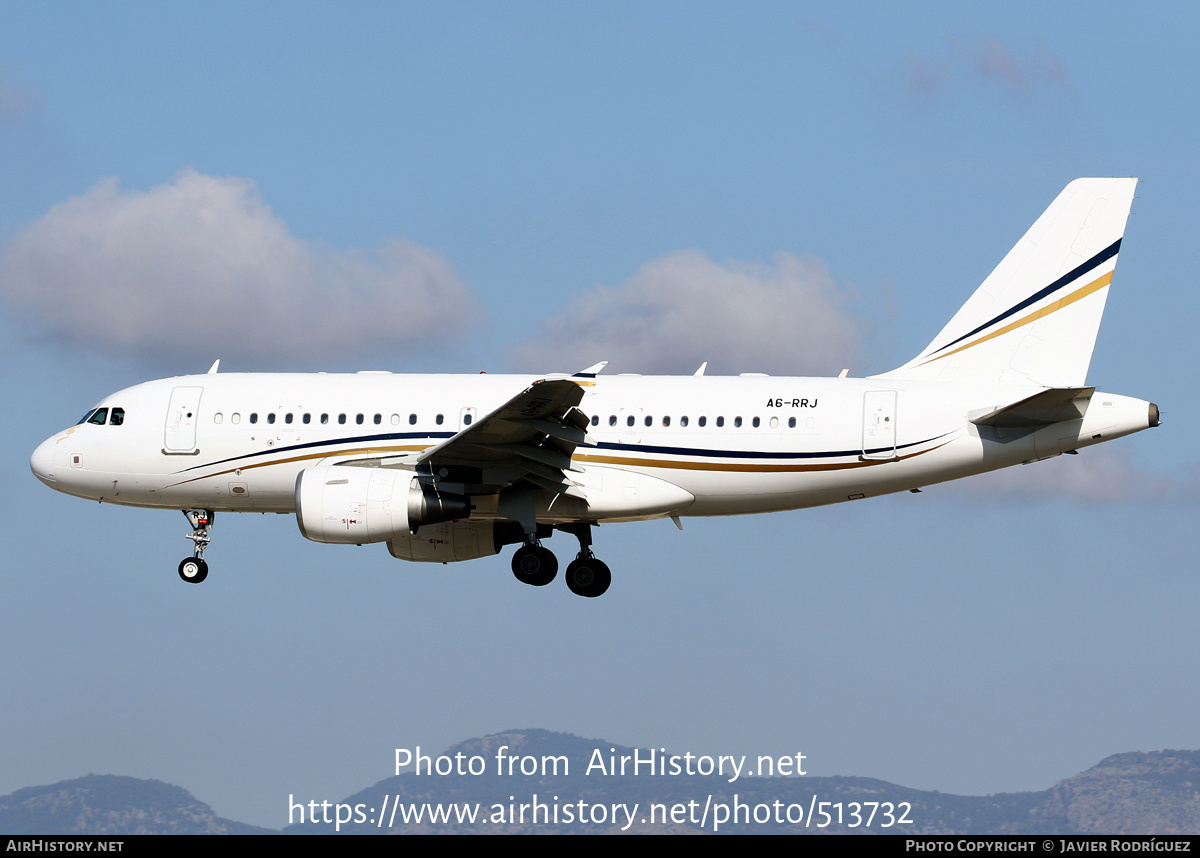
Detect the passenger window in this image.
<box><xmin>436</xmin><ymin>414</ymin><xmax>444</xmax><ymax>425</ymax></box>
<box><xmin>214</xmin><ymin>413</ymin><xmax>223</xmax><ymax>424</ymax></box>
<box><xmin>231</xmin><ymin>413</ymin><xmax>240</xmax><ymax>425</ymax></box>
<box><xmin>591</xmin><ymin>415</ymin><xmax>599</xmax><ymax>426</ymax></box>
<box><xmin>356</xmin><ymin>414</ymin><xmax>364</xmax><ymax>425</ymax></box>
<box><xmin>734</xmin><ymin>417</ymin><xmax>743</xmax><ymax>428</ymax></box>
<box><xmin>645</xmin><ymin>416</ymin><xmax>653</xmax><ymax>427</ymax></box>
<box><xmin>320</xmin><ymin>413</ymin><xmax>329</xmax><ymax>425</ymax></box>
<box><xmin>409</xmin><ymin>414</ymin><xmax>416</xmax><ymax>425</ymax></box>
<box><xmin>338</xmin><ymin>414</ymin><xmax>346</xmax><ymax>424</ymax></box>
<box><xmin>109</xmin><ymin>408</ymin><xmax>125</xmax><ymax>426</ymax></box>
<box><xmin>788</xmin><ymin>417</ymin><xmax>796</xmax><ymax>428</ymax></box>
<box><xmin>374</xmin><ymin>414</ymin><xmax>382</xmax><ymax>425</ymax></box>
<box><xmin>285</xmin><ymin>413</ymin><xmax>293</xmax><ymax>424</ymax></box>
<box><xmin>752</xmin><ymin>417</ymin><xmax>760</xmax><ymax>428</ymax></box>
<box><xmin>302</xmin><ymin>413</ymin><xmax>311</xmax><ymax>424</ymax></box>
<box><xmin>391</xmin><ymin>414</ymin><xmax>400</xmax><ymax>425</ymax></box>
<box><xmin>663</xmin><ymin>416</ymin><xmax>671</xmax><ymax>427</ymax></box>
<box><xmin>627</xmin><ymin>416</ymin><xmax>635</xmax><ymax>427</ymax></box>
<box><xmin>716</xmin><ymin>416</ymin><xmax>724</xmax><ymax>427</ymax></box>
<box><xmin>250</xmin><ymin>413</ymin><xmax>258</xmax><ymax>424</ymax></box>
<box><xmin>680</xmin><ymin>416</ymin><xmax>688</xmax><ymax>427</ymax></box>
<box><xmin>267</xmin><ymin>413</ymin><xmax>276</xmax><ymax>424</ymax></box>
<box><xmin>464</xmin><ymin>414</ymin><xmax>473</xmax><ymax>425</ymax></box>
<box><xmin>769</xmin><ymin>416</ymin><xmax>778</xmax><ymax>428</ymax></box>
<box><xmin>699</xmin><ymin>416</ymin><xmax>707</xmax><ymax>427</ymax></box>
<box><xmin>87</xmin><ymin>408</ymin><xmax>108</xmax><ymax>426</ymax></box>
<box><xmin>609</xmin><ymin>415</ymin><xmax>617</xmax><ymax>426</ymax></box>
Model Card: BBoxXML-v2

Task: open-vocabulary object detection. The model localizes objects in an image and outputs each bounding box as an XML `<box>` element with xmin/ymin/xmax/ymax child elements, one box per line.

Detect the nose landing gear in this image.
<box><xmin>178</xmin><ymin>556</ymin><xmax>208</xmax><ymax>584</ymax></box>
<box><xmin>178</xmin><ymin>509</ymin><xmax>214</xmax><ymax>584</ymax></box>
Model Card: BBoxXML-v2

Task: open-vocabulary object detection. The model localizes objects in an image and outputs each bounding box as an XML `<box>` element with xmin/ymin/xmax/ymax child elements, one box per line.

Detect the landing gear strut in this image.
<box><xmin>508</xmin><ymin>523</ymin><xmax>612</xmax><ymax>597</ymax></box>
<box><xmin>178</xmin><ymin>509</ymin><xmax>214</xmax><ymax>584</ymax></box>
<box><xmin>511</xmin><ymin>539</ymin><xmax>558</xmax><ymax>587</ymax></box>
<box><xmin>559</xmin><ymin>523</ymin><xmax>611</xmax><ymax>598</ymax></box>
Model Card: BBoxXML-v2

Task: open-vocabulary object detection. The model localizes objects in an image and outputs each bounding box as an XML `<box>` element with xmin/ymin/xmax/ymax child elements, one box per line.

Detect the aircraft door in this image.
<box><xmin>862</xmin><ymin>390</ymin><xmax>897</xmax><ymax>460</ymax></box>
<box><xmin>164</xmin><ymin>386</ymin><xmax>204</xmax><ymax>453</ymax></box>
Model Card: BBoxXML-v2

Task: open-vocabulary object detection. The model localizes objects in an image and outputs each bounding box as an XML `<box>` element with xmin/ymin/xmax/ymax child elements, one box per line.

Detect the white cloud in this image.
<box><xmin>902</xmin><ymin>38</ymin><xmax>1070</xmax><ymax>99</ymax></box>
<box><xmin>940</xmin><ymin>445</ymin><xmax>1173</xmax><ymax>502</ymax></box>
<box><xmin>971</xmin><ymin>40</ymin><xmax>1069</xmax><ymax>91</ymax></box>
<box><xmin>511</xmin><ymin>249</ymin><xmax>864</xmax><ymax>376</ymax></box>
<box><xmin>0</xmin><ymin>73</ymin><xmax>38</xmax><ymax>120</ymax></box>
<box><xmin>902</xmin><ymin>54</ymin><xmax>944</xmax><ymax>98</ymax></box>
<box><xmin>0</xmin><ymin>171</ymin><xmax>480</xmax><ymax>365</ymax></box>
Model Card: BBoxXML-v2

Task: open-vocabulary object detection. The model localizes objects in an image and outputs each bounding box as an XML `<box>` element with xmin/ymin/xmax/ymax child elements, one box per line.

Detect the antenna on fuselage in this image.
<box><xmin>694</xmin><ymin>362</ymin><xmax>707</xmax><ymax>376</ymax></box>
<box><xmin>207</xmin><ymin>359</ymin><xmax>220</xmax><ymax>374</ymax></box>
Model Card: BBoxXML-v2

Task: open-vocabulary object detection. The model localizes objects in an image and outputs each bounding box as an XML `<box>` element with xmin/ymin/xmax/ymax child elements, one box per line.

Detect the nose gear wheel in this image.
<box><xmin>178</xmin><ymin>557</ymin><xmax>209</xmax><ymax>584</ymax></box>
<box><xmin>179</xmin><ymin>509</ymin><xmax>215</xmax><ymax>584</ymax></box>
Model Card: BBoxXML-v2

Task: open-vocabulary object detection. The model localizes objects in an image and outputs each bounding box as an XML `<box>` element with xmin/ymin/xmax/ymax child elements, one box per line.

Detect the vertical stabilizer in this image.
<box><xmin>876</xmin><ymin>178</ymin><xmax>1137</xmax><ymax>387</ymax></box>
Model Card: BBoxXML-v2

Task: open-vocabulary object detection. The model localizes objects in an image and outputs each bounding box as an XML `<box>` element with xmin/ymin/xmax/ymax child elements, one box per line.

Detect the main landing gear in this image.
<box><xmin>510</xmin><ymin>523</ymin><xmax>611</xmax><ymax>598</ymax></box>
<box><xmin>511</xmin><ymin>540</ymin><xmax>558</xmax><ymax>587</ymax></box>
<box><xmin>564</xmin><ymin>553</ymin><xmax>611</xmax><ymax>599</ymax></box>
<box><xmin>178</xmin><ymin>509</ymin><xmax>214</xmax><ymax>584</ymax></box>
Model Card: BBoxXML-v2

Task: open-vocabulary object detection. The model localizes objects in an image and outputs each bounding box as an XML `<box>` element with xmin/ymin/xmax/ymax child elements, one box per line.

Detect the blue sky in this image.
<box><xmin>1</xmin><ymin>2</ymin><xmax>1197</xmax><ymax>828</ymax></box>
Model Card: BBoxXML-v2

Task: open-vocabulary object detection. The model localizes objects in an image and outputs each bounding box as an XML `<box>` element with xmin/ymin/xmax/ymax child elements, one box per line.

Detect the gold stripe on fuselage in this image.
<box><xmin>166</xmin><ymin>444</ymin><xmax>430</xmax><ymax>487</ymax></box>
<box><xmin>575</xmin><ymin>440</ymin><xmax>948</xmax><ymax>473</ymax></box>
<box><xmin>169</xmin><ymin>438</ymin><xmax>949</xmax><ymax>487</ymax></box>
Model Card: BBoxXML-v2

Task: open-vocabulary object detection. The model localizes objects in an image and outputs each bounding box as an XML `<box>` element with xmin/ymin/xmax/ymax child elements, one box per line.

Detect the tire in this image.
<box><xmin>565</xmin><ymin>558</ymin><xmax>610</xmax><ymax>598</ymax></box>
<box><xmin>511</xmin><ymin>545</ymin><xmax>557</xmax><ymax>586</ymax></box>
<box><xmin>178</xmin><ymin>557</ymin><xmax>209</xmax><ymax>584</ymax></box>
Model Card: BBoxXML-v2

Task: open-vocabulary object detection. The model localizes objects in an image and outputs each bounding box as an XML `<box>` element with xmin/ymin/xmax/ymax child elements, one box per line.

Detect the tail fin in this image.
<box><xmin>876</xmin><ymin>178</ymin><xmax>1137</xmax><ymax>387</ymax></box>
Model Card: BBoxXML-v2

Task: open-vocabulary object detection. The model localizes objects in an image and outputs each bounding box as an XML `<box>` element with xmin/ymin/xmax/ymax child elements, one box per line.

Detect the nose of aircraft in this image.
<box><xmin>30</xmin><ymin>436</ymin><xmax>58</xmax><ymax>486</ymax></box>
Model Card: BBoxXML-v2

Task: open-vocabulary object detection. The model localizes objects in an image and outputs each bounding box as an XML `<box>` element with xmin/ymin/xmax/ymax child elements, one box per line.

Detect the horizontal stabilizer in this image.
<box><xmin>971</xmin><ymin>387</ymin><xmax>1094</xmax><ymax>428</ymax></box>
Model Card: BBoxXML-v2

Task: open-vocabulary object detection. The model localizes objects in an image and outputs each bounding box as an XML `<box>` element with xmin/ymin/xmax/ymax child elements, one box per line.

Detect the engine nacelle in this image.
<box><xmin>295</xmin><ymin>465</ymin><xmax>470</xmax><ymax>544</ymax></box>
<box><xmin>387</xmin><ymin>520</ymin><xmax>503</xmax><ymax>563</ymax></box>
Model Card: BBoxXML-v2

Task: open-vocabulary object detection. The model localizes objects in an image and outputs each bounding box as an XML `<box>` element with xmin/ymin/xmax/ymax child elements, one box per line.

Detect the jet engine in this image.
<box><xmin>295</xmin><ymin>464</ymin><xmax>470</xmax><ymax>545</ymax></box>
<box><xmin>387</xmin><ymin>520</ymin><xmax>505</xmax><ymax>563</ymax></box>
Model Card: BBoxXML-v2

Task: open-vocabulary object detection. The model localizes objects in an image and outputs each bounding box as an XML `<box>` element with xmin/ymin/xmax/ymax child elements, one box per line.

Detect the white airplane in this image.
<box><xmin>30</xmin><ymin>178</ymin><xmax>1158</xmax><ymax>597</ymax></box>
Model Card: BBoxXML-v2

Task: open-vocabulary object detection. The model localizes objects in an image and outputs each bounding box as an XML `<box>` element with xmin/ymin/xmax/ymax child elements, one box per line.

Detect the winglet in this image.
<box><xmin>574</xmin><ymin>361</ymin><xmax>608</xmax><ymax>378</ymax></box>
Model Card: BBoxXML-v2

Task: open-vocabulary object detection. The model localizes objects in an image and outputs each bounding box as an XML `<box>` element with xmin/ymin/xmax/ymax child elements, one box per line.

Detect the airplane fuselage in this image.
<box><xmin>27</xmin><ymin>178</ymin><xmax>1159</xmax><ymax>596</ymax></box>
<box><xmin>31</xmin><ymin>371</ymin><xmax>1155</xmax><ymax>521</ymax></box>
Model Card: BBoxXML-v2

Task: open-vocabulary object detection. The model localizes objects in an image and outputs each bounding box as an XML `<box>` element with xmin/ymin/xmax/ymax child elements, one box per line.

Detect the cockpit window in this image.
<box><xmin>87</xmin><ymin>408</ymin><xmax>109</xmax><ymax>426</ymax></box>
<box><xmin>109</xmin><ymin>408</ymin><xmax>125</xmax><ymax>426</ymax></box>
<box><xmin>77</xmin><ymin>410</ymin><xmax>95</xmax><ymax>425</ymax></box>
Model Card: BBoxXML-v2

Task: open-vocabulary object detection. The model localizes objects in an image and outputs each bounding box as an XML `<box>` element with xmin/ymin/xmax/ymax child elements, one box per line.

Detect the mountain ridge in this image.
<box><xmin>3</xmin><ymin>732</ymin><xmax>1197</xmax><ymax>835</ymax></box>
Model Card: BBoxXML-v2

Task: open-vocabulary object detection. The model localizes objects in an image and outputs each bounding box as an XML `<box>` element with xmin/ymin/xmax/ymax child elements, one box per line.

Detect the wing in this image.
<box><xmin>413</xmin><ymin>377</ymin><xmax>593</xmax><ymax>497</ymax></box>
